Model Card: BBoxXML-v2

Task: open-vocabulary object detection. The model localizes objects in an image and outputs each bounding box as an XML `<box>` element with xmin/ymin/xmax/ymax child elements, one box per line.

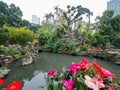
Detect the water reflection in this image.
<box><xmin>22</xmin><ymin>71</ymin><xmax>47</xmax><ymax>90</ymax></box>
<box><xmin>1</xmin><ymin>52</ymin><xmax>120</xmax><ymax>90</ymax></box>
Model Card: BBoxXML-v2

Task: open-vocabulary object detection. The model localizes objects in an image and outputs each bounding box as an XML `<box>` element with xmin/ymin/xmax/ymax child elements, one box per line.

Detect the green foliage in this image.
<box><xmin>46</xmin><ymin>40</ymin><xmax>62</xmax><ymax>53</ymax></box>
<box><xmin>65</xmin><ymin>41</ymin><xmax>76</xmax><ymax>54</ymax></box>
<box><xmin>79</xmin><ymin>44</ymin><xmax>88</xmax><ymax>51</ymax></box>
<box><xmin>91</xmin><ymin>32</ymin><xmax>109</xmax><ymax>48</ymax></box>
<box><xmin>37</xmin><ymin>24</ymin><xmax>53</xmax><ymax>45</ymax></box>
<box><xmin>111</xmin><ymin>15</ymin><xmax>120</xmax><ymax>32</ymax></box>
<box><xmin>20</xmin><ymin>19</ymin><xmax>31</xmax><ymax>29</ymax></box>
<box><xmin>0</xmin><ymin>45</ymin><xmax>21</xmax><ymax>61</ymax></box>
<box><xmin>7</xmin><ymin>4</ymin><xmax>23</xmax><ymax>27</ymax></box>
<box><xmin>0</xmin><ymin>1</ymin><xmax>31</xmax><ymax>28</ymax></box>
<box><xmin>0</xmin><ymin>66</ymin><xmax>7</xmax><ymax>70</ymax></box>
<box><xmin>0</xmin><ymin>28</ymin><xmax>8</xmax><ymax>45</ymax></box>
<box><xmin>30</xmin><ymin>24</ymin><xmax>40</xmax><ymax>33</ymax></box>
<box><xmin>54</xmin><ymin>5</ymin><xmax>92</xmax><ymax>42</ymax></box>
<box><xmin>79</xmin><ymin>21</ymin><xmax>93</xmax><ymax>45</ymax></box>
<box><xmin>0</xmin><ymin>45</ymin><xmax>16</xmax><ymax>55</ymax></box>
<box><xmin>94</xmin><ymin>10</ymin><xmax>120</xmax><ymax>49</ymax></box>
<box><xmin>46</xmin><ymin>39</ymin><xmax>76</xmax><ymax>54</ymax></box>
<box><xmin>97</xmin><ymin>10</ymin><xmax>120</xmax><ymax>36</ymax></box>
<box><xmin>54</xmin><ymin>25</ymin><xmax>65</xmax><ymax>39</ymax></box>
<box><xmin>53</xmin><ymin>41</ymin><xmax>62</xmax><ymax>53</ymax></box>
<box><xmin>0</xmin><ymin>1</ymin><xmax>8</xmax><ymax>27</ymax></box>
<box><xmin>3</xmin><ymin>25</ymin><xmax>33</xmax><ymax>45</ymax></box>
<box><xmin>97</xmin><ymin>10</ymin><xmax>114</xmax><ymax>35</ymax></box>
<box><xmin>46</xmin><ymin>39</ymin><xmax>54</xmax><ymax>52</ymax></box>
<box><xmin>0</xmin><ymin>45</ymin><xmax>7</xmax><ymax>54</ymax></box>
<box><xmin>112</xmin><ymin>37</ymin><xmax>120</xmax><ymax>48</ymax></box>
<box><xmin>5</xmin><ymin>47</ymin><xmax>16</xmax><ymax>56</ymax></box>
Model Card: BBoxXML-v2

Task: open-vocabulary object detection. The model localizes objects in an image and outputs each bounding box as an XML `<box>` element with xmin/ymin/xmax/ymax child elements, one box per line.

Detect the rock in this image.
<box><xmin>0</xmin><ymin>55</ymin><xmax>5</xmax><ymax>58</ymax></box>
<box><xmin>115</xmin><ymin>61</ymin><xmax>120</xmax><ymax>65</ymax></box>
<box><xmin>6</xmin><ymin>56</ymin><xmax>12</xmax><ymax>59</ymax></box>
<box><xmin>22</xmin><ymin>55</ymin><xmax>33</xmax><ymax>66</ymax></box>
<box><xmin>4</xmin><ymin>56</ymin><xmax>13</xmax><ymax>64</ymax></box>
<box><xmin>0</xmin><ymin>69</ymin><xmax>10</xmax><ymax>78</ymax></box>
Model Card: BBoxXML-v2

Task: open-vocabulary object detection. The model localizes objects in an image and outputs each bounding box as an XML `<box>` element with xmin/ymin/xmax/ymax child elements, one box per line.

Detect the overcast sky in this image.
<box><xmin>1</xmin><ymin>0</ymin><xmax>109</xmax><ymax>23</ymax></box>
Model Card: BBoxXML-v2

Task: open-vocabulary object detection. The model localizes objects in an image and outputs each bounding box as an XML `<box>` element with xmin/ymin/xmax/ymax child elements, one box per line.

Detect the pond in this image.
<box><xmin>1</xmin><ymin>52</ymin><xmax>120</xmax><ymax>90</ymax></box>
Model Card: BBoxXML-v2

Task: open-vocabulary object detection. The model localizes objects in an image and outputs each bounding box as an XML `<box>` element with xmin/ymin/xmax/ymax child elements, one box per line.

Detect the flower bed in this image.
<box><xmin>47</xmin><ymin>59</ymin><xmax>120</xmax><ymax>90</ymax></box>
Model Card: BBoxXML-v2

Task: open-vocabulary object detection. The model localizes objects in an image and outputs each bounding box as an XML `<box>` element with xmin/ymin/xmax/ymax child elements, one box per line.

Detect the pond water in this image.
<box><xmin>1</xmin><ymin>52</ymin><xmax>120</xmax><ymax>90</ymax></box>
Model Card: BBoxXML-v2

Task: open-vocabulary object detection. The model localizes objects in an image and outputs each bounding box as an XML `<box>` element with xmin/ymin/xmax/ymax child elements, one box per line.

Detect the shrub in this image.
<box><xmin>0</xmin><ymin>28</ymin><xmax>8</xmax><ymax>45</ymax></box>
<box><xmin>37</xmin><ymin>27</ymin><xmax>52</xmax><ymax>45</ymax></box>
<box><xmin>79</xmin><ymin>44</ymin><xmax>88</xmax><ymax>51</ymax></box>
<box><xmin>112</xmin><ymin>37</ymin><xmax>120</xmax><ymax>48</ymax></box>
<box><xmin>3</xmin><ymin>25</ymin><xmax>33</xmax><ymax>45</ymax></box>
<box><xmin>91</xmin><ymin>34</ymin><xmax>109</xmax><ymax>49</ymax></box>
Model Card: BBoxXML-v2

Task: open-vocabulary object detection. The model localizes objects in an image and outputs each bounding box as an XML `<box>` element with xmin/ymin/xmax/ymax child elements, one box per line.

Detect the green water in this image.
<box><xmin>1</xmin><ymin>52</ymin><xmax>120</xmax><ymax>90</ymax></box>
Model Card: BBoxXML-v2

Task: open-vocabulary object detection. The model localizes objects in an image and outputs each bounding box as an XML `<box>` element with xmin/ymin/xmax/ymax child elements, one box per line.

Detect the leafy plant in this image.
<box><xmin>37</xmin><ymin>25</ymin><xmax>52</xmax><ymax>45</ymax></box>
<box><xmin>0</xmin><ymin>28</ymin><xmax>8</xmax><ymax>45</ymax></box>
<box><xmin>3</xmin><ymin>25</ymin><xmax>33</xmax><ymax>45</ymax></box>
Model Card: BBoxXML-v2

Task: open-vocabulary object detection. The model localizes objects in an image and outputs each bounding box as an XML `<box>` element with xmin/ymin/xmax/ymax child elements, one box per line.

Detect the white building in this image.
<box><xmin>32</xmin><ymin>15</ymin><xmax>40</xmax><ymax>25</ymax></box>
<box><xmin>107</xmin><ymin>0</ymin><xmax>120</xmax><ymax>16</ymax></box>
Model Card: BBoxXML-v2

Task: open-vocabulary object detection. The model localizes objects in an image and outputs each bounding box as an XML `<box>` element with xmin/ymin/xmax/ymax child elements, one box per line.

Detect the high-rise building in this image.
<box><xmin>107</xmin><ymin>0</ymin><xmax>120</xmax><ymax>16</ymax></box>
<box><xmin>32</xmin><ymin>15</ymin><xmax>40</xmax><ymax>25</ymax></box>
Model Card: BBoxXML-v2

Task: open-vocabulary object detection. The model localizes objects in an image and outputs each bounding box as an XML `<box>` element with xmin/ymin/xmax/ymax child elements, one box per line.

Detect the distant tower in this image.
<box><xmin>32</xmin><ymin>15</ymin><xmax>40</xmax><ymax>25</ymax></box>
<box><xmin>107</xmin><ymin>0</ymin><xmax>120</xmax><ymax>16</ymax></box>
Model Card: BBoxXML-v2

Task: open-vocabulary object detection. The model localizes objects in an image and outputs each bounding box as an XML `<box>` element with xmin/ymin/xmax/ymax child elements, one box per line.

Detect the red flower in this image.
<box><xmin>79</xmin><ymin>59</ymin><xmax>89</xmax><ymax>70</ymax></box>
<box><xmin>92</xmin><ymin>61</ymin><xmax>114</xmax><ymax>78</ymax></box>
<box><xmin>101</xmin><ymin>68</ymin><xmax>114</xmax><ymax>78</ymax></box>
<box><xmin>0</xmin><ymin>77</ymin><xmax>4</xmax><ymax>86</ymax></box>
<box><xmin>92</xmin><ymin>47</ymin><xmax>99</xmax><ymax>51</ymax></box>
<box><xmin>47</xmin><ymin>69</ymin><xmax>56</xmax><ymax>76</ymax></box>
<box><xmin>92</xmin><ymin>61</ymin><xmax>103</xmax><ymax>75</ymax></box>
<box><xmin>6</xmin><ymin>80</ymin><xmax>21</xmax><ymax>90</ymax></box>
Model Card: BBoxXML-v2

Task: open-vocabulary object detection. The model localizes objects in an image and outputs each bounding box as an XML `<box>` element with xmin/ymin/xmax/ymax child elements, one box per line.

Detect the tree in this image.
<box><xmin>54</xmin><ymin>5</ymin><xmax>92</xmax><ymax>42</ymax></box>
<box><xmin>44</xmin><ymin>12</ymin><xmax>54</xmax><ymax>23</ymax></box>
<box><xmin>111</xmin><ymin>15</ymin><xmax>120</xmax><ymax>33</ymax></box>
<box><xmin>37</xmin><ymin>23</ymin><xmax>53</xmax><ymax>45</ymax></box>
<box><xmin>94</xmin><ymin>10</ymin><xmax>120</xmax><ymax>48</ymax></box>
<box><xmin>20</xmin><ymin>19</ymin><xmax>31</xmax><ymax>29</ymax></box>
<box><xmin>7</xmin><ymin>4</ymin><xmax>23</xmax><ymax>27</ymax></box>
<box><xmin>0</xmin><ymin>1</ymin><xmax>31</xmax><ymax>28</ymax></box>
<box><xmin>0</xmin><ymin>1</ymin><xmax>8</xmax><ymax>27</ymax></box>
<box><xmin>96</xmin><ymin>10</ymin><xmax>114</xmax><ymax>35</ymax></box>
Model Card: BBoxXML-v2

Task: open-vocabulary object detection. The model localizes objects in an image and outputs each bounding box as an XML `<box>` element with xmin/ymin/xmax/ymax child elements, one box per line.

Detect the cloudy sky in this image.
<box><xmin>1</xmin><ymin>0</ymin><xmax>109</xmax><ymax>23</ymax></box>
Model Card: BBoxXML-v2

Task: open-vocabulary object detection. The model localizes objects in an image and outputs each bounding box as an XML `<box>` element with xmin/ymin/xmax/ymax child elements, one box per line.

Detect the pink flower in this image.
<box><xmin>92</xmin><ymin>47</ymin><xmax>99</xmax><ymax>51</ymax></box>
<box><xmin>68</xmin><ymin>63</ymin><xmax>77</xmax><ymax>74</ymax></box>
<box><xmin>47</xmin><ymin>69</ymin><xmax>56</xmax><ymax>76</ymax></box>
<box><xmin>62</xmin><ymin>79</ymin><xmax>73</xmax><ymax>90</ymax></box>
<box><xmin>108</xmin><ymin>88</ymin><xmax>114</xmax><ymax>90</ymax></box>
<box><xmin>84</xmin><ymin>75</ymin><xmax>105</xmax><ymax>90</ymax></box>
<box><xmin>79</xmin><ymin>59</ymin><xmax>89</xmax><ymax>70</ymax></box>
<box><xmin>101</xmin><ymin>68</ymin><xmax>114</xmax><ymax>79</ymax></box>
<box><xmin>0</xmin><ymin>77</ymin><xmax>4</xmax><ymax>86</ymax></box>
